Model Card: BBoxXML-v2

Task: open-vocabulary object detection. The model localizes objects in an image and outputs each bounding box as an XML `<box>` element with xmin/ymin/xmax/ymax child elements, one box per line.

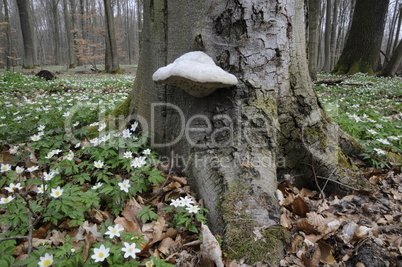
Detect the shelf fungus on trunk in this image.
<box><xmin>152</xmin><ymin>51</ymin><xmax>238</xmax><ymax>98</ymax></box>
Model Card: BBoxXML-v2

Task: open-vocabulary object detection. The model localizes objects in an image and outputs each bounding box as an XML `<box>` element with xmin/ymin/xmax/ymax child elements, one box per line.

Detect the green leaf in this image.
<box><xmin>138</xmin><ymin>206</ymin><xmax>158</xmax><ymax>223</ymax></box>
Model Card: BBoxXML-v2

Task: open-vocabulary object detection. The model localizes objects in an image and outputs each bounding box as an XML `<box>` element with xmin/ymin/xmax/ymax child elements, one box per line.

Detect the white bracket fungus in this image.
<box><xmin>152</xmin><ymin>51</ymin><xmax>238</xmax><ymax>98</ymax></box>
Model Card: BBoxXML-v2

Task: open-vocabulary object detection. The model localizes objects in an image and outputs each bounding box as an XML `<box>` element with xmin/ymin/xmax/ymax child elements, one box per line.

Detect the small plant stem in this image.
<box><xmin>16</xmin><ymin>193</ymin><xmax>39</xmax><ymax>220</ymax></box>
<box><xmin>15</xmin><ymin>192</ymin><xmax>43</xmax><ymax>254</ymax></box>
<box><xmin>27</xmin><ymin>212</ymin><xmax>33</xmax><ymax>254</ymax></box>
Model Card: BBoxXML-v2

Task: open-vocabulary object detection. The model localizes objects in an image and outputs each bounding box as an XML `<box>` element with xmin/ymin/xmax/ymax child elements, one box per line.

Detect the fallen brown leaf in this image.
<box><xmin>295</xmin><ymin>218</ymin><xmax>319</xmax><ymax>234</ymax></box>
<box><xmin>291</xmin><ymin>196</ymin><xmax>310</xmax><ymax>217</ymax></box>
<box><xmin>317</xmin><ymin>241</ymin><xmax>335</xmax><ymax>264</ymax></box>
<box><xmin>158</xmin><ymin>237</ymin><xmax>175</xmax><ymax>255</ymax></box>
<box><xmin>299</xmin><ymin>188</ymin><xmax>316</xmax><ymax>198</ymax></box>
<box><xmin>168</xmin><ymin>175</ymin><xmax>187</xmax><ymax>184</ymax></box>
<box><xmin>88</xmin><ymin>208</ymin><xmax>109</xmax><ymax>224</ymax></box>
<box><xmin>287</xmin><ymin>235</ymin><xmax>303</xmax><ymax>254</ymax></box>
<box><xmin>200</xmin><ymin>223</ymin><xmax>224</xmax><ymax>267</ymax></box>
<box><xmin>115</xmin><ymin>216</ymin><xmax>141</xmax><ymax>233</ymax></box>
<box><xmin>82</xmin><ymin>231</ymin><xmax>96</xmax><ymax>262</ymax></box>
<box><xmin>121</xmin><ymin>199</ymin><xmax>143</xmax><ymax>224</ymax></box>
<box><xmin>149</xmin><ymin>216</ymin><xmax>166</xmax><ymax>246</ymax></box>
<box><xmin>50</xmin><ymin>230</ymin><xmax>66</xmax><ymax>246</ymax></box>
<box><xmin>280</xmin><ymin>212</ymin><xmax>292</xmax><ymax>229</ymax></box>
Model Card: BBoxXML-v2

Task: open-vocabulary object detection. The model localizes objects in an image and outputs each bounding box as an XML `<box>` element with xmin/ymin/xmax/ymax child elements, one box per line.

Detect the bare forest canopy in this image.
<box><xmin>0</xmin><ymin>0</ymin><xmax>401</xmax><ymax>73</ymax></box>
<box><xmin>0</xmin><ymin>0</ymin><xmax>142</xmax><ymax>68</ymax></box>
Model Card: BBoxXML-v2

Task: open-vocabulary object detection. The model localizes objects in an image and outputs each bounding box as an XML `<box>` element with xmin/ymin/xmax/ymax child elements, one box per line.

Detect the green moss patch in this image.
<box><xmin>221</xmin><ymin>185</ymin><xmax>290</xmax><ymax>265</ymax></box>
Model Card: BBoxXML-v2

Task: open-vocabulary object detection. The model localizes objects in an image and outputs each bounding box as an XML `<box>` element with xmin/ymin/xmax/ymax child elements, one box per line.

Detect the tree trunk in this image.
<box><xmin>330</xmin><ymin>0</ymin><xmax>339</xmax><ymax>69</ymax></box>
<box><xmin>136</xmin><ymin>0</ymin><xmax>142</xmax><ymax>31</ymax></box>
<box><xmin>334</xmin><ymin>0</ymin><xmax>350</xmax><ymax>68</ymax></box>
<box><xmin>63</xmin><ymin>0</ymin><xmax>76</xmax><ymax>68</ymax></box>
<box><xmin>385</xmin><ymin>2</ymin><xmax>400</xmax><ymax>58</ymax></box>
<box><xmin>323</xmin><ymin>0</ymin><xmax>332</xmax><ymax>71</ymax></box>
<box><xmin>380</xmin><ymin>40</ymin><xmax>402</xmax><ymax>76</ymax></box>
<box><xmin>104</xmin><ymin>0</ymin><xmax>120</xmax><ymax>73</ymax></box>
<box><xmin>79</xmin><ymin>0</ymin><xmax>85</xmax><ymax>39</ymax></box>
<box><xmin>51</xmin><ymin>0</ymin><xmax>61</xmax><ymax>65</ymax></box>
<box><xmin>332</xmin><ymin>0</ymin><xmax>390</xmax><ymax>75</ymax></box>
<box><xmin>392</xmin><ymin>5</ymin><xmax>402</xmax><ymax>53</ymax></box>
<box><xmin>16</xmin><ymin>0</ymin><xmax>37</xmax><ymax>68</ymax></box>
<box><xmin>128</xmin><ymin>0</ymin><xmax>367</xmax><ymax>264</ymax></box>
<box><xmin>3</xmin><ymin>0</ymin><xmax>11</xmax><ymax>70</ymax></box>
<box><xmin>69</xmin><ymin>0</ymin><xmax>82</xmax><ymax>66</ymax></box>
<box><xmin>307</xmin><ymin>0</ymin><xmax>321</xmax><ymax>80</ymax></box>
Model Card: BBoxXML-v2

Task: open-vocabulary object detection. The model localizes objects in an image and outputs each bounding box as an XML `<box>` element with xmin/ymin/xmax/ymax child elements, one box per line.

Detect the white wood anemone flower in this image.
<box><xmin>38</xmin><ymin>253</ymin><xmax>53</xmax><ymax>267</ymax></box>
<box><xmin>91</xmin><ymin>245</ymin><xmax>110</xmax><ymax>262</ymax></box>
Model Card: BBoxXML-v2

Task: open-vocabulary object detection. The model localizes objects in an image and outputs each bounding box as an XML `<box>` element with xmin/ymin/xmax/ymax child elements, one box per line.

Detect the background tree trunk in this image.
<box><xmin>63</xmin><ymin>0</ymin><xmax>76</xmax><ymax>68</ymax></box>
<box><xmin>385</xmin><ymin>2</ymin><xmax>400</xmax><ymax>59</ymax></box>
<box><xmin>2</xmin><ymin>0</ymin><xmax>11</xmax><ymax>70</ymax></box>
<box><xmin>323</xmin><ymin>0</ymin><xmax>332</xmax><ymax>71</ymax></box>
<box><xmin>16</xmin><ymin>0</ymin><xmax>37</xmax><ymax>68</ymax></box>
<box><xmin>332</xmin><ymin>0</ymin><xmax>390</xmax><ymax>75</ymax></box>
<box><xmin>104</xmin><ymin>0</ymin><xmax>120</xmax><ymax>73</ymax></box>
<box><xmin>50</xmin><ymin>0</ymin><xmax>61</xmax><ymax>65</ymax></box>
<box><xmin>380</xmin><ymin>39</ymin><xmax>402</xmax><ymax>76</ymax></box>
<box><xmin>307</xmin><ymin>0</ymin><xmax>321</xmax><ymax>80</ymax></box>
<box><xmin>129</xmin><ymin>0</ymin><xmax>366</xmax><ymax>263</ymax></box>
<box><xmin>330</xmin><ymin>0</ymin><xmax>339</xmax><ymax>69</ymax></box>
<box><xmin>392</xmin><ymin>5</ymin><xmax>402</xmax><ymax>53</ymax></box>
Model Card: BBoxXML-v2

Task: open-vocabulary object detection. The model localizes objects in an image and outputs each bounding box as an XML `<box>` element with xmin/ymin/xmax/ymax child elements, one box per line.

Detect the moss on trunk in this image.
<box><xmin>333</xmin><ymin>60</ymin><xmax>374</xmax><ymax>76</ymax></box>
<box><xmin>221</xmin><ymin>185</ymin><xmax>290</xmax><ymax>265</ymax></box>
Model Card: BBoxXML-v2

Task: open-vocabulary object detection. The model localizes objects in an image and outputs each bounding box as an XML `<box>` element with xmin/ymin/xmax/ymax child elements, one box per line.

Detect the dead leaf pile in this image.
<box><xmin>279</xmin><ymin>167</ymin><xmax>402</xmax><ymax>267</ymax></box>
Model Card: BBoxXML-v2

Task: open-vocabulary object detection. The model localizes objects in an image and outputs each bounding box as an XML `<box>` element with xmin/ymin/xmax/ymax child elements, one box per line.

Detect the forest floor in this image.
<box><xmin>0</xmin><ymin>69</ymin><xmax>401</xmax><ymax>267</ymax></box>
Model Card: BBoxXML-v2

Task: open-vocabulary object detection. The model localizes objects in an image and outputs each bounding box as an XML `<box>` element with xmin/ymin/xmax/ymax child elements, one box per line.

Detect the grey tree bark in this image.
<box><xmin>380</xmin><ymin>39</ymin><xmax>402</xmax><ymax>76</ymax></box>
<box><xmin>330</xmin><ymin>0</ymin><xmax>339</xmax><ymax>69</ymax></box>
<box><xmin>129</xmin><ymin>0</ymin><xmax>366</xmax><ymax>264</ymax></box>
<box><xmin>16</xmin><ymin>0</ymin><xmax>37</xmax><ymax>68</ymax></box>
<box><xmin>2</xmin><ymin>0</ymin><xmax>11</xmax><ymax>70</ymax></box>
<box><xmin>63</xmin><ymin>0</ymin><xmax>76</xmax><ymax>68</ymax></box>
<box><xmin>307</xmin><ymin>0</ymin><xmax>321</xmax><ymax>80</ymax></box>
<box><xmin>323</xmin><ymin>0</ymin><xmax>332</xmax><ymax>71</ymax></box>
<box><xmin>104</xmin><ymin>0</ymin><xmax>120</xmax><ymax>73</ymax></box>
<box><xmin>50</xmin><ymin>0</ymin><xmax>61</xmax><ymax>65</ymax></box>
<box><xmin>385</xmin><ymin>2</ymin><xmax>400</xmax><ymax>58</ymax></box>
<box><xmin>136</xmin><ymin>0</ymin><xmax>142</xmax><ymax>31</ymax></box>
<box><xmin>392</xmin><ymin>5</ymin><xmax>402</xmax><ymax>53</ymax></box>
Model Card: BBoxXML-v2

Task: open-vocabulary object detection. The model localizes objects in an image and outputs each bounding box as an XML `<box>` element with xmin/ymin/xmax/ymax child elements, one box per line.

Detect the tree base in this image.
<box><xmin>332</xmin><ymin>60</ymin><xmax>374</xmax><ymax>75</ymax></box>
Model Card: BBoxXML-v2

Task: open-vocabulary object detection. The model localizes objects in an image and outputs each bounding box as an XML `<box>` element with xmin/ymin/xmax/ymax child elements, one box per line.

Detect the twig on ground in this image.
<box><xmin>303</xmin><ymin>157</ymin><xmax>325</xmax><ymax>199</ymax></box>
<box><xmin>320</xmin><ymin>168</ymin><xmax>337</xmax><ymax>192</ymax></box>
<box><xmin>317</xmin><ymin>176</ymin><xmax>364</xmax><ymax>191</ymax></box>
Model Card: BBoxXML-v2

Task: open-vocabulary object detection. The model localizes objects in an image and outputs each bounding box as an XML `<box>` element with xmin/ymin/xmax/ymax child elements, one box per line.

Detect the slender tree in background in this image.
<box><xmin>332</xmin><ymin>0</ymin><xmax>390</xmax><ymax>75</ymax></box>
<box><xmin>330</xmin><ymin>0</ymin><xmax>339</xmax><ymax>69</ymax></box>
<box><xmin>380</xmin><ymin>39</ymin><xmax>402</xmax><ymax>76</ymax></box>
<box><xmin>16</xmin><ymin>0</ymin><xmax>37</xmax><ymax>68</ymax></box>
<box><xmin>104</xmin><ymin>0</ymin><xmax>120</xmax><ymax>73</ymax></box>
<box><xmin>322</xmin><ymin>0</ymin><xmax>332</xmax><ymax>71</ymax></box>
<box><xmin>385</xmin><ymin>1</ymin><xmax>401</xmax><ymax>58</ymax></box>
<box><xmin>2</xmin><ymin>0</ymin><xmax>11</xmax><ymax>70</ymax></box>
<box><xmin>128</xmin><ymin>0</ymin><xmax>365</xmax><ymax>264</ymax></box>
<box><xmin>63</xmin><ymin>0</ymin><xmax>76</xmax><ymax>68</ymax></box>
<box><xmin>391</xmin><ymin>4</ymin><xmax>402</xmax><ymax>53</ymax></box>
<box><xmin>307</xmin><ymin>0</ymin><xmax>321</xmax><ymax>79</ymax></box>
<box><xmin>50</xmin><ymin>0</ymin><xmax>61</xmax><ymax>65</ymax></box>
